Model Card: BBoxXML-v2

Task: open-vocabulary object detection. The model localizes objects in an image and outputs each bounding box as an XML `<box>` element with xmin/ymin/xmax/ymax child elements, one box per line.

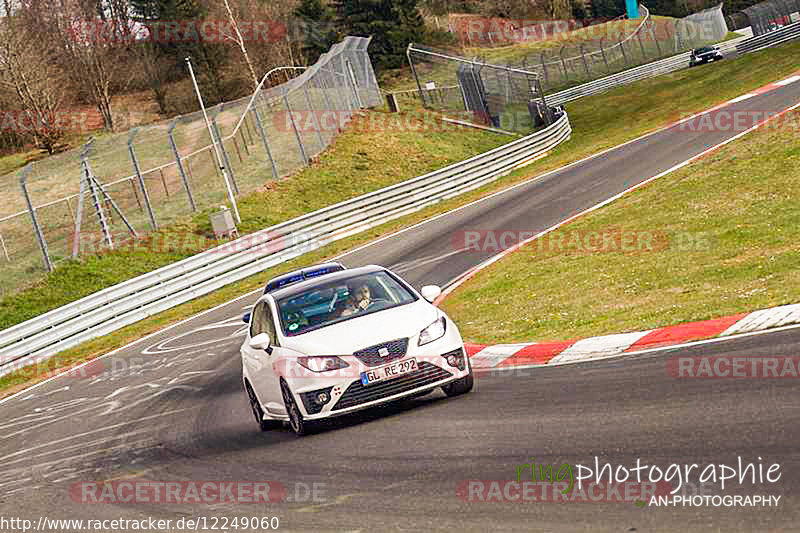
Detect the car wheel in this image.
<box><xmin>281</xmin><ymin>380</ymin><xmax>312</xmax><ymax>436</ymax></box>
<box><xmin>246</xmin><ymin>382</ymin><xmax>279</xmax><ymax>432</ymax></box>
<box><xmin>442</xmin><ymin>357</ymin><xmax>474</xmax><ymax>397</ymax></box>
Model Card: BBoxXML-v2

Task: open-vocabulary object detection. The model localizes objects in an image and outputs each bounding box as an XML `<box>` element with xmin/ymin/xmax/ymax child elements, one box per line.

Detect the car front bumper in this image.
<box><xmin>284</xmin><ymin>339</ymin><xmax>470</xmax><ymax>420</ymax></box>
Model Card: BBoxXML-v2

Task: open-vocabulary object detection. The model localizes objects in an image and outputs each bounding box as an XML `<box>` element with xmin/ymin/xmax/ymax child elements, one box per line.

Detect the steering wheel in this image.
<box><xmin>365</xmin><ymin>298</ymin><xmax>389</xmax><ymax>310</ymax></box>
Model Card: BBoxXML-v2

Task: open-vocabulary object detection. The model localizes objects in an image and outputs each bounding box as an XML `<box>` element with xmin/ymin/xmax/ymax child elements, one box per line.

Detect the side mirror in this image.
<box><xmin>242</xmin><ymin>312</ymin><xmax>251</xmax><ymax>324</ymax></box>
<box><xmin>250</xmin><ymin>333</ymin><xmax>272</xmax><ymax>353</ymax></box>
<box><xmin>420</xmin><ymin>285</ymin><xmax>442</xmax><ymax>303</ymax></box>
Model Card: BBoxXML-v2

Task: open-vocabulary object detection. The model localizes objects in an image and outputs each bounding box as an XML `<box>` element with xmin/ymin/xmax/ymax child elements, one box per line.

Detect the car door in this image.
<box><xmin>243</xmin><ymin>300</ymin><xmax>280</xmax><ymax>413</ymax></box>
<box><xmin>243</xmin><ymin>299</ymin><xmax>290</xmax><ymax>417</ymax></box>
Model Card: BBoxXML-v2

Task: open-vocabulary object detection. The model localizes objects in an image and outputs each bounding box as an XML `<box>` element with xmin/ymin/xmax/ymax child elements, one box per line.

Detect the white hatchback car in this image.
<box><xmin>241</xmin><ymin>264</ymin><xmax>473</xmax><ymax>435</ymax></box>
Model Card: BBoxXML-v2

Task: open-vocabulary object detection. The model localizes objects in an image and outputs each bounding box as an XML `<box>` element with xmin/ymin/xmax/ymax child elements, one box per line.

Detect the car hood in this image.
<box><xmin>280</xmin><ymin>300</ymin><xmax>440</xmax><ymax>355</ymax></box>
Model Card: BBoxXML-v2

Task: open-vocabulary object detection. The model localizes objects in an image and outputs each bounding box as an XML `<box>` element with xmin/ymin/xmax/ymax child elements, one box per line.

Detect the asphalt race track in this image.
<box><xmin>1</xmin><ymin>81</ymin><xmax>799</xmax><ymax>532</ymax></box>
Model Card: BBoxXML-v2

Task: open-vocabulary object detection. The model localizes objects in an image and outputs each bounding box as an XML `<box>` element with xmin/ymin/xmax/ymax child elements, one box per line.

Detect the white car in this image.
<box><xmin>241</xmin><ymin>264</ymin><xmax>473</xmax><ymax>435</ymax></box>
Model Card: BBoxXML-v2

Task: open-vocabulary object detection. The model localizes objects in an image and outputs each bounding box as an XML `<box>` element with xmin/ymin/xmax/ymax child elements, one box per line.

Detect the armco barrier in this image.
<box><xmin>735</xmin><ymin>21</ymin><xmax>800</xmax><ymax>54</ymax></box>
<box><xmin>0</xmin><ymin>113</ymin><xmax>571</xmax><ymax>376</ymax></box>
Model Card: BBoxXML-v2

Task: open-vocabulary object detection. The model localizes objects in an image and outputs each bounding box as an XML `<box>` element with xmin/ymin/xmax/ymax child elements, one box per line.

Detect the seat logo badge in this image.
<box><xmin>378</xmin><ymin>347</ymin><xmax>389</xmax><ymax>357</ymax></box>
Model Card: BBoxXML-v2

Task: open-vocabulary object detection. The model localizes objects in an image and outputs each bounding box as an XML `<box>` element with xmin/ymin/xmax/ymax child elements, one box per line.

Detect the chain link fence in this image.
<box><xmin>407</xmin><ymin>4</ymin><xmax>731</xmax><ymax>116</ymax></box>
<box><xmin>742</xmin><ymin>0</ymin><xmax>800</xmax><ymax>36</ymax></box>
<box><xmin>0</xmin><ymin>36</ymin><xmax>381</xmax><ymax>298</ymax></box>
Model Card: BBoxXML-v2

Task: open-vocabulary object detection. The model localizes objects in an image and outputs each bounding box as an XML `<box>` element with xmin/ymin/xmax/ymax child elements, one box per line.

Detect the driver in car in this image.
<box><xmin>339</xmin><ymin>283</ymin><xmax>371</xmax><ymax>317</ymax></box>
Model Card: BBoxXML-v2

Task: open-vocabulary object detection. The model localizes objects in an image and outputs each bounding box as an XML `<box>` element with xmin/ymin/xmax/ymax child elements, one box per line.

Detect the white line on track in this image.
<box><xmin>727</xmin><ymin>93</ymin><xmax>756</xmax><ymax>103</ymax></box>
<box><xmin>775</xmin><ymin>75</ymin><xmax>800</xmax><ymax>86</ymax></box>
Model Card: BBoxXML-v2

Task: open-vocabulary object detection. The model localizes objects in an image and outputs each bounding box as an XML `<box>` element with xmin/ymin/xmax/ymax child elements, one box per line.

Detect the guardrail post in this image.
<box><xmin>19</xmin><ymin>165</ymin><xmax>53</xmax><ymax>272</ymax></box>
<box><xmin>250</xmin><ymin>106</ymin><xmax>279</xmax><ymax>180</ymax></box>
<box><xmin>284</xmin><ymin>93</ymin><xmax>309</xmax><ymax>165</ymax></box>
<box><xmin>128</xmin><ymin>129</ymin><xmax>158</xmax><ymax>230</ymax></box>
<box><xmin>167</xmin><ymin>121</ymin><xmax>197</xmax><ymax>212</ymax></box>
<box><xmin>211</xmin><ymin>116</ymin><xmax>239</xmax><ymax>195</ymax></box>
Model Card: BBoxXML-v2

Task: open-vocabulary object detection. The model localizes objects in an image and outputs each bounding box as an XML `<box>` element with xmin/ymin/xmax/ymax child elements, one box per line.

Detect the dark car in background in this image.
<box><xmin>689</xmin><ymin>46</ymin><xmax>724</xmax><ymax>67</ymax></box>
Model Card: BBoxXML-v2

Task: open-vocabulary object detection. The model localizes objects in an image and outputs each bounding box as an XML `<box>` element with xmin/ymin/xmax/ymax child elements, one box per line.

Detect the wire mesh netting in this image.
<box><xmin>0</xmin><ymin>36</ymin><xmax>382</xmax><ymax>298</ymax></box>
<box><xmin>406</xmin><ymin>4</ymin><xmax>731</xmax><ymax>119</ymax></box>
<box><xmin>742</xmin><ymin>0</ymin><xmax>800</xmax><ymax>35</ymax></box>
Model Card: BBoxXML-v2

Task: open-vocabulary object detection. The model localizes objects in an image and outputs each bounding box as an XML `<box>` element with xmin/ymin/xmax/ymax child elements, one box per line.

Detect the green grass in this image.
<box><xmin>2</xmin><ymin>39</ymin><xmax>799</xmax><ymax>397</ymax></box>
<box><xmin>441</xmin><ymin>107</ymin><xmax>800</xmax><ymax>343</ymax></box>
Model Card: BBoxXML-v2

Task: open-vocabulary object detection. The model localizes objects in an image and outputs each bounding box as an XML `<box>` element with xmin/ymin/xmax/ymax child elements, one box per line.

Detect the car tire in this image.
<box><xmin>281</xmin><ymin>380</ymin><xmax>314</xmax><ymax>436</ymax></box>
<box><xmin>442</xmin><ymin>357</ymin><xmax>474</xmax><ymax>397</ymax></box>
<box><xmin>246</xmin><ymin>382</ymin><xmax>279</xmax><ymax>432</ymax></box>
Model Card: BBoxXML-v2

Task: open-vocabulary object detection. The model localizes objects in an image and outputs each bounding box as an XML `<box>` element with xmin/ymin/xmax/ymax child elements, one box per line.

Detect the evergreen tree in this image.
<box><xmin>337</xmin><ymin>0</ymin><xmax>426</xmax><ymax>71</ymax></box>
<box><xmin>293</xmin><ymin>0</ymin><xmax>339</xmax><ymax>65</ymax></box>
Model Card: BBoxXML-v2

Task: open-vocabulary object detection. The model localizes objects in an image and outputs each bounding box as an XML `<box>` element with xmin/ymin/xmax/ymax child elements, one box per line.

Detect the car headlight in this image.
<box><xmin>296</xmin><ymin>356</ymin><xmax>349</xmax><ymax>372</ymax></box>
<box><xmin>418</xmin><ymin>316</ymin><xmax>446</xmax><ymax>346</ymax></box>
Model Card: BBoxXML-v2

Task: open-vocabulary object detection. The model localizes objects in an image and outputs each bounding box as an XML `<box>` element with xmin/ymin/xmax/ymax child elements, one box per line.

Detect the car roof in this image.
<box><xmin>263</xmin><ymin>262</ymin><xmax>346</xmax><ymax>293</ymax></box>
<box><xmin>265</xmin><ymin>264</ymin><xmax>387</xmax><ymax>301</ymax></box>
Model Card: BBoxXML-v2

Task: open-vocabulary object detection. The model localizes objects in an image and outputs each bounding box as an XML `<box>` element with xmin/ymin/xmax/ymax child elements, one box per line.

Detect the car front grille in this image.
<box><xmin>352</xmin><ymin>338</ymin><xmax>409</xmax><ymax>367</ymax></box>
<box><xmin>332</xmin><ymin>361</ymin><xmax>452</xmax><ymax>411</ymax></box>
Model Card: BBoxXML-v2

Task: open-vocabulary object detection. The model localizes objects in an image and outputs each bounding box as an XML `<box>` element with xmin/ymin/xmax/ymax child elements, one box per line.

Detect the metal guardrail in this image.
<box><xmin>0</xmin><ymin>113</ymin><xmax>572</xmax><ymax>376</ymax></box>
<box><xmin>546</xmin><ymin>37</ymin><xmax>747</xmax><ymax>105</ymax></box>
<box><xmin>736</xmin><ymin>20</ymin><xmax>800</xmax><ymax>53</ymax></box>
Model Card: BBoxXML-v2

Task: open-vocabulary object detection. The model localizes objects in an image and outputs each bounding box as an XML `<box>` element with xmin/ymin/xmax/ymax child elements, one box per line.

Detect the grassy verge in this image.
<box><xmin>441</xmin><ymin>107</ymin><xmax>800</xmax><ymax>343</ymax></box>
<box><xmin>2</xmin><ymin>39</ymin><xmax>800</xmax><ymax>397</ymax></box>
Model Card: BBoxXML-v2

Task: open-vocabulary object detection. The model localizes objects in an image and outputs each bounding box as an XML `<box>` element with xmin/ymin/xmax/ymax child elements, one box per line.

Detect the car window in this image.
<box><xmin>276</xmin><ymin>271</ymin><xmax>417</xmax><ymax>336</ymax></box>
<box><xmin>250</xmin><ymin>301</ymin><xmax>280</xmax><ymax>345</ymax></box>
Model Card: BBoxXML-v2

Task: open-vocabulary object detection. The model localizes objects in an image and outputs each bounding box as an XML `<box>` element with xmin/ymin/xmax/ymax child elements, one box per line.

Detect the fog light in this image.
<box><xmin>316</xmin><ymin>391</ymin><xmax>330</xmax><ymax>404</ymax></box>
<box><xmin>442</xmin><ymin>349</ymin><xmax>466</xmax><ymax>371</ymax></box>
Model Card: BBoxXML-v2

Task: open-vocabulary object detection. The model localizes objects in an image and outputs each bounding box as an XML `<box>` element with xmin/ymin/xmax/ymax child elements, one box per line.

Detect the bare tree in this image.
<box><xmin>26</xmin><ymin>0</ymin><xmax>133</xmax><ymax>131</ymax></box>
<box><xmin>0</xmin><ymin>1</ymin><xmax>68</xmax><ymax>153</ymax></box>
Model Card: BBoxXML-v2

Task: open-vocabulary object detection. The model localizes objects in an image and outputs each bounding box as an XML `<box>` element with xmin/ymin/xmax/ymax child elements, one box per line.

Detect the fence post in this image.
<box><xmin>579</xmin><ymin>44</ymin><xmax>590</xmax><ymax>76</ymax></box>
<box><xmin>128</xmin><ymin>128</ymin><xmax>157</xmax><ymax>230</ymax></box>
<box><xmin>284</xmin><ymin>93</ymin><xmax>309</xmax><ymax>165</ymax></box>
<box><xmin>345</xmin><ymin>58</ymin><xmax>364</xmax><ymax>109</ymax></box>
<box><xmin>303</xmin><ymin>84</ymin><xmax>325</xmax><ymax>152</ymax></box>
<box><xmin>0</xmin><ymin>228</ymin><xmax>9</xmax><ymax>262</ymax></box>
<box><xmin>637</xmin><ymin>31</ymin><xmax>647</xmax><ymax>61</ymax></box>
<box><xmin>250</xmin><ymin>106</ymin><xmax>279</xmax><ymax>180</ymax></box>
<box><xmin>559</xmin><ymin>46</ymin><xmax>569</xmax><ymax>79</ymax></box>
<box><xmin>540</xmin><ymin>53</ymin><xmax>549</xmax><ymax>85</ymax></box>
<box><xmin>81</xmin><ymin>144</ymin><xmax>114</xmax><ymax>250</ymax></box>
<box><xmin>619</xmin><ymin>36</ymin><xmax>629</xmax><ymax>65</ymax></box>
<box><xmin>649</xmin><ymin>22</ymin><xmax>662</xmax><ymax>56</ymax></box>
<box><xmin>19</xmin><ymin>165</ymin><xmax>53</xmax><ymax>272</ymax></box>
<box><xmin>407</xmin><ymin>45</ymin><xmax>427</xmax><ymax>107</ymax></box>
<box><xmin>211</xmin><ymin>116</ymin><xmax>239</xmax><ymax>195</ymax></box>
<box><xmin>167</xmin><ymin>121</ymin><xmax>197</xmax><ymax>212</ymax></box>
<box><xmin>599</xmin><ymin>37</ymin><xmax>609</xmax><ymax>69</ymax></box>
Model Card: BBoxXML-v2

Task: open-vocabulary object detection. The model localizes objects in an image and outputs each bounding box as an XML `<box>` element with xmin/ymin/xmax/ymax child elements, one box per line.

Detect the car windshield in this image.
<box><xmin>276</xmin><ymin>271</ymin><xmax>418</xmax><ymax>336</ymax></box>
<box><xmin>696</xmin><ymin>47</ymin><xmax>714</xmax><ymax>54</ymax></box>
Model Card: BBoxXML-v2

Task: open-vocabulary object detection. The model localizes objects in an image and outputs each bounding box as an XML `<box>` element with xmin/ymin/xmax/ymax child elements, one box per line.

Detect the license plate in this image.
<box><xmin>360</xmin><ymin>358</ymin><xmax>418</xmax><ymax>386</ymax></box>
